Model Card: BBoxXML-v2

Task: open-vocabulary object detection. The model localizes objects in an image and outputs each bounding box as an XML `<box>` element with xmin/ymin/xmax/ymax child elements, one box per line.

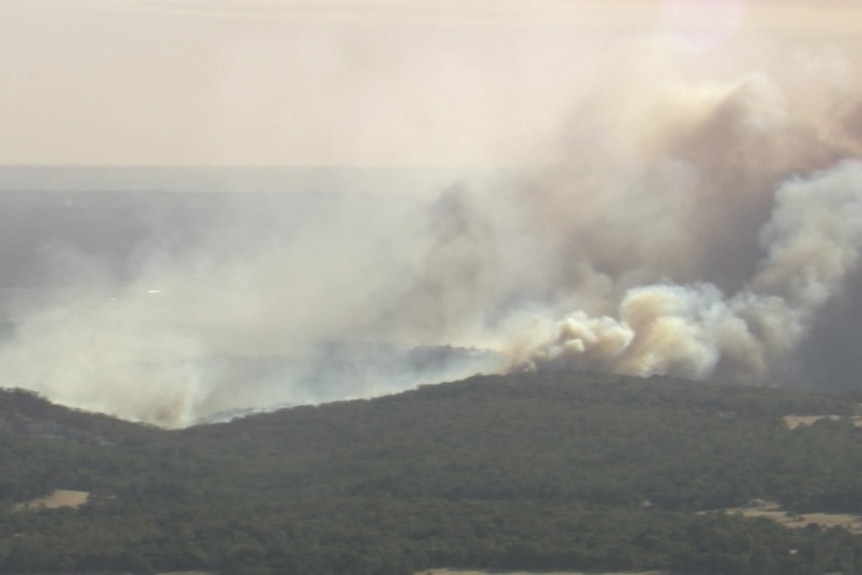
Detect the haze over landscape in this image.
<box><xmin>3</xmin><ymin>0</ymin><xmax>862</xmax><ymax>426</ymax></box>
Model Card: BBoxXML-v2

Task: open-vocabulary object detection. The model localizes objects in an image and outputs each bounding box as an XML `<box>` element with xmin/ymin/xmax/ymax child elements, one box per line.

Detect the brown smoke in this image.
<box><xmin>4</xmin><ymin>28</ymin><xmax>862</xmax><ymax>425</ymax></box>
<box><xmin>393</xmin><ymin>38</ymin><xmax>862</xmax><ymax>387</ymax></box>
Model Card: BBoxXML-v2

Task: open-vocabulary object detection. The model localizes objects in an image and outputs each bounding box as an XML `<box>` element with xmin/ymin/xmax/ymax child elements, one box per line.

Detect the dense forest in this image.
<box><xmin>4</xmin><ymin>372</ymin><xmax>862</xmax><ymax>574</ymax></box>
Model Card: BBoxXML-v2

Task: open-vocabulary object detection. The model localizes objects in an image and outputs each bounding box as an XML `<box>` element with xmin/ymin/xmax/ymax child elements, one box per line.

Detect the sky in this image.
<box><xmin>2</xmin><ymin>0</ymin><xmax>860</xmax><ymax>166</ymax></box>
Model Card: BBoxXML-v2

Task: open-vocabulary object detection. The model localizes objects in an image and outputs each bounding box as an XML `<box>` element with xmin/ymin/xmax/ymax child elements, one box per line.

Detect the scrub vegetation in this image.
<box><xmin>3</xmin><ymin>372</ymin><xmax>862</xmax><ymax>574</ymax></box>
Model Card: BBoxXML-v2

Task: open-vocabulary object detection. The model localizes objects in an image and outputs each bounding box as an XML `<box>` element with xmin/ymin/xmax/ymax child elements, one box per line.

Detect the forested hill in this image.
<box><xmin>4</xmin><ymin>373</ymin><xmax>862</xmax><ymax>574</ymax></box>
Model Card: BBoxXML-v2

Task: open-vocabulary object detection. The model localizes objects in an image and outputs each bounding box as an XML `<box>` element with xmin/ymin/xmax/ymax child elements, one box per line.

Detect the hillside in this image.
<box><xmin>3</xmin><ymin>373</ymin><xmax>862</xmax><ymax>574</ymax></box>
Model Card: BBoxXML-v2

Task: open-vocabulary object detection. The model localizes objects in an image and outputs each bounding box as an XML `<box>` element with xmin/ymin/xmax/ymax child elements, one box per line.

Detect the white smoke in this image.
<box><xmin>494</xmin><ymin>162</ymin><xmax>862</xmax><ymax>385</ymax></box>
<box><xmin>4</xmin><ymin>24</ymin><xmax>862</xmax><ymax>425</ymax></box>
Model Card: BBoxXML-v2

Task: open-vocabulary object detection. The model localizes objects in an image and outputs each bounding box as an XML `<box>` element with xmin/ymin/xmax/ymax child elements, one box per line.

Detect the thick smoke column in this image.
<box><xmin>390</xmin><ymin>45</ymin><xmax>862</xmax><ymax>389</ymax></box>
<box><xmin>4</xmin><ymin>30</ymin><xmax>862</xmax><ymax>425</ymax></box>
<box><xmin>509</xmin><ymin>162</ymin><xmax>862</xmax><ymax>382</ymax></box>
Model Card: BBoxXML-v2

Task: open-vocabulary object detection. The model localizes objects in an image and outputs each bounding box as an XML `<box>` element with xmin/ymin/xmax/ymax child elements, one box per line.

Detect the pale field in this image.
<box><xmin>415</xmin><ymin>570</ymin><xmax>665</xmax><ymax>575</ymax></box>
<box><xmin>782</xmin><ymin>415</ymin><xmax>844</xmax><ymax>429</ymax></box>
<box><xmin>717</xmin><ymin>501</ymin><xmax>862</xmax><ymax>535</ymax></box>
<box><xmin>14</xmin><ymin>489</ymin><xmax>89</xmax><ymax>511</ymax></box>
<box><xmin>783</xmin><ymin>404</ymin><xmax>862</xmax><ymax>430</ymax></box>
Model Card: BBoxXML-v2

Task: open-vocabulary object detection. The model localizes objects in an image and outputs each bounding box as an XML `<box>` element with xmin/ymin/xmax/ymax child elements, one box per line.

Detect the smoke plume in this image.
<box><xmin>506</xmin><ymin>161</ymin><xmax>862</xmax><ymax>382</ymax></box>
<box><xmin>4</xmin><ymin>27</ymin><xmax>862</xmax><ymax>425</ymax></box>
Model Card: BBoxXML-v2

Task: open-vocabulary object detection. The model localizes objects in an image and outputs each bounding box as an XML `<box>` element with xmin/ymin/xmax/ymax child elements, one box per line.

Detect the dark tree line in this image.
<box><xmin>2</xmin><ymin>373</ymin><xmax>862</xmax><ymax>573</ymax></box>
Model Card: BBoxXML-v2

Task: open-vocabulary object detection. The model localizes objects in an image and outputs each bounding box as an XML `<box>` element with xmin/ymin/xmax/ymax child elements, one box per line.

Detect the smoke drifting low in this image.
<box><xmin>5</xmin><ymin>31</ymin><xmax>862</xmax><ymax>426</ymax></box>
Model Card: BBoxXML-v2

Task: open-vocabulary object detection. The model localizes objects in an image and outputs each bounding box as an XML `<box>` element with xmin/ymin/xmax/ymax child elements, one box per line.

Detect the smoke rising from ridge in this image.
<box><xmin>507</xmin><ymin>160</ymin><xmax>862</xmax><ymax>382</ymax></box>
<box><xmin>4</xmin><ymin>31</ymin><xmax>862</xmax><ymax>425</ymax></box>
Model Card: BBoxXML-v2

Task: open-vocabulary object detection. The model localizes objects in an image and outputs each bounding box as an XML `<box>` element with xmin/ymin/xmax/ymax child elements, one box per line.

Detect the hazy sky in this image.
<box><xmin>1</xmin><ymin>0</ymin><xmax>860</xmax><ymax>166</ymax></box>
<box><xmin>5</xmin><ymin>1</ymin><xmax>862</xmax><ymax>424</ymax></box>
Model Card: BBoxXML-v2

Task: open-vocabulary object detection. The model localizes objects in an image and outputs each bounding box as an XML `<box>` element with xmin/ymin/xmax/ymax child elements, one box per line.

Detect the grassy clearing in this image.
<box><xmin>415</xmin><ymin>570</ymin><xmax>666</xmax><ymax>575</ymax></box>
<box><xmin>717</xmin><ymin>501</ymin><xmax>862</xmax><ymax>534</ymax></box>
<box><xmin>782</xmin><ymin>415</ymin><xmax>843</xmax><ymax>429</ymax></box>
<box><xmin>782</xmin><ymin>415</ymin><xmax>850</xmax><ymax>429</ymax></box>
<box><xmin>14</xmin><ymin>489</ymin><xmax>89</xmax><ymax>511</ymax></box>
<box><xmin>783</xmin><ymin>404</ymin><xmax>862</xmax><ymax>429</ymax></box>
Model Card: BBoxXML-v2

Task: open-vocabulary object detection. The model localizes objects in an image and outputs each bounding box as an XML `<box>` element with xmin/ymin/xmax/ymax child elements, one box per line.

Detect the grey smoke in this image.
<box><xmin>4</xmin><ymin>37</ymin><xmax>862</xmax><ymax>425</ymax></box>
<box><xmin>508</xmin><ymin>161</ymin><xmax>862</xmax><ymax>383</ymax></box>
